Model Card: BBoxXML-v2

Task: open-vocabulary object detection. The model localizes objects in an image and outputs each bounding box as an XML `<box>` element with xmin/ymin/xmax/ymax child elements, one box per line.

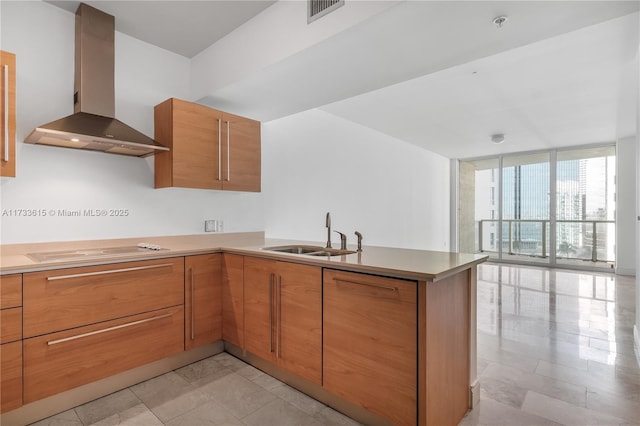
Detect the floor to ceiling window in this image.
<box><xmin>459</xmin><ymin>145</ymin><xmax>616</xmax><ymax>271</ymax></box>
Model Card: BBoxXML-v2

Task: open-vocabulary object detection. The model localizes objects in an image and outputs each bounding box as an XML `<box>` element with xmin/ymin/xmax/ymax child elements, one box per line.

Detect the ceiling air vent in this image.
<box><xmin>308</xmin><ymin>0</ymin><xmax>344</xmax><ymax>23</ymax></box>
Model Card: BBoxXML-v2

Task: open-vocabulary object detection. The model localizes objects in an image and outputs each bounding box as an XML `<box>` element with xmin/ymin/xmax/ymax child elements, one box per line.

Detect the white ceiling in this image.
<box><xmin>46</xmin><ymin>0</ymin><xmax>640</xmax><ymax>159</ymax></box>
<box><xmin>45</xmin><ymin>0</ymin><xmax>276</xmax><ymax>58</ymax></box>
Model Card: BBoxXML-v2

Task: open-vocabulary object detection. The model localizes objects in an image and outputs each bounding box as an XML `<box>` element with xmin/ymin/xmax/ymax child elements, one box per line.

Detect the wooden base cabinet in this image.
<box><xmin>244</xmin><ymin>257</ymin><xmax>322</xmax><ymax>385</ymax></box>
<box><xmin>185</xmin><ymin>254</ymin><xmax>222</xmax><ymax>350</ymax></box>
<box><xmin>1</xmin><ymin>274</ymin><xmax>22</xmax><ymax>413</ymax></box>
<box><xmin>222</xmin><ymin>254</ymin><xmax>244</xmax><ymax>348</ymax></box>
<box><xmin>23</xmin><ymin>258</ymin><xmax>184</xmax><ymax>338</ymax></box>
<box><xmin>1</xmin><ymin>51</ymin><xmax>16</xmax><ymax>178</ymax></box>
<box><xmin>323</xmin><ymin>269</ymin><xmax>417</xmax><ymax>426</ymax></box>
<box><xmin>24</xmin><ymin>306</ymin><xmax>184</xmax><ymax>403</ymax></box>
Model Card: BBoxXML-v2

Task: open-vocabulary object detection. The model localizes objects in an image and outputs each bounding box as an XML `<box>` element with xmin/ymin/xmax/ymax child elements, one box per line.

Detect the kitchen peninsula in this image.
<box><xmin>0</xmin><ymin>232</ymin><xmax>487</xmax><ymax>426</ymax></box>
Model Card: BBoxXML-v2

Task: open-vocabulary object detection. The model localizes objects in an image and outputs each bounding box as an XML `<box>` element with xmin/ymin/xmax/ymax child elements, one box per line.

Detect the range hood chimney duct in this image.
<box><xmin>25</xmin><ymin>3</ymin><xmax>168</xmax><ymax>157</ymax></box>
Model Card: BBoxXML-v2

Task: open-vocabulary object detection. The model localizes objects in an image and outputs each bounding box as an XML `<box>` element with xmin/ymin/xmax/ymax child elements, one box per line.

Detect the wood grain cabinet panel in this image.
<box><xmin>154</xmin><ymin>98</ymin><xmax>222</xmax><ymax>190</ymax></box>
<box><xmin>0</xmin><ymin>273</ymin><xmax>21</xmax><ymax>413</ymax></box>
<box><xmin>0</xmin><ymin>341</ymin><xmax>22</xmax><ymax>412</ymax></box>
<box><xmin>220</xmin><ymin>111</ymin><xmax>260</xmax><ymax>192</ymax></box>
<box><xmin>323</xmin><ymin>269</ymin><xmax>417</xmax><ymax>426</ymax></box>
<box><xmin>23</xmin><ymin>306</ymin><xmax>184</xmax><ymax>403</ymax></box>
<box><xmin>1</xmin><ymin>51</ymin><xmax>16</xmax><ymax>178</ymax></box>
<box><xmin>0</xmin><ymin>307</ymin><xmax>21</xmax><ymax>344</ymax></box>
<box><xmin>0</xmin><ymin>274</ymin><xmax>22</xmax><ymax>309</ymax></box>
<box><xmin>244</xmin><ymin>257</ymin><xmax>322</xmax><ymax>385</ymax></box>
<box><xmin>185</xmin><ymin>253</ymin><xmax>222</xmax><ymax>350</ymax></box>
<box><xmin>222</xmin><ymin>253</ymin><xmax>244</xmax><ymax>348</ymax></box>
<box><xmin>23</xmin><ymin>257</ymin><xmax>184</xmax><ymax>338</ymax></box>
<box><xmin>154</xmin><ymin>98</ymin><xmax>260</xmax><ymax>192</ymax></box>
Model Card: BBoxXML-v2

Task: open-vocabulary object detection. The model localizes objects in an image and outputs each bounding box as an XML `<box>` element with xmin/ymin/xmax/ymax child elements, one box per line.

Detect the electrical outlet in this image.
<box><xmin>205</xmin><ymin>220</ymin><xmax>218</xmax><ymax>232</ymax></box>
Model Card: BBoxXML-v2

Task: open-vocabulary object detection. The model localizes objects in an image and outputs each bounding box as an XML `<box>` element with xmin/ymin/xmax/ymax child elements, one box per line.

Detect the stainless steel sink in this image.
<box><xmin>262</xmin><ymin>245</ymin><xmax>356</xmax><ymax>257</ymax></box>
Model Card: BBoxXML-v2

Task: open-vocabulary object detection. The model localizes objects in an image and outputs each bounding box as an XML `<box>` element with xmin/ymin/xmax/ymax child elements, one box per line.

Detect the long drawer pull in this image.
<box><xmin>46</xmin><ymin>263</ymin><xmax>174</xmax><ymax>281</ymax></box>
<box><xmin>47</xmin><ymin>312</ymin><xmax>173</xmax><ymax>346</ymax></box>
<box><xmin>334</xmin><ymin>278</ymin><xmax>398</xmax><ymax>292</ymax></box>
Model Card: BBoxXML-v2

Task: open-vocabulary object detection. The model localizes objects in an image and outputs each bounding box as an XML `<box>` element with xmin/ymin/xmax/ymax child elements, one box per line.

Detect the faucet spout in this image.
<box><xmin>325</xmin><ymin>212</ymin><xmax>332</xmax><ymax>248</ymax></box>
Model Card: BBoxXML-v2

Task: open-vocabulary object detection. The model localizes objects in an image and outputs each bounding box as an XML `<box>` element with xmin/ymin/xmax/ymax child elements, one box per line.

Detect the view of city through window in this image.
<box><xmin>460</xmin><ymin>146</ymin><xmax>616</xmax><ymax>269</ymax></box>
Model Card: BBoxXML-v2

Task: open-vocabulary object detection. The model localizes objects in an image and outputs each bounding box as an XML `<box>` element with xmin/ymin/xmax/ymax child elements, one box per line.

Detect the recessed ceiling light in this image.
<box><xmin>491</xmin><ymin>133</ymin><xmax>505</xmax><ymax>144</ymax></box>
<box><xmin>493</xmin><ymin>16</ymin><xmax>508</xmax><ymax>29</ymax></box>
<box><xmin>70</xmin><ymin>138</ymin><xmax>80</xmax><ymax>142</ymax></box>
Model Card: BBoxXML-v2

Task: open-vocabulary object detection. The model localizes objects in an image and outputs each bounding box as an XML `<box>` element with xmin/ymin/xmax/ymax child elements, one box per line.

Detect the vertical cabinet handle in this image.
<box><xmin>190</xmin><ymin>268</ymin><xmax>195</xmax><ymax>341</ymax></box>
<box><xmin>3</xmin><ymin>64</ymin><xmax>8</xmax><ymax>162</ymax></box>
<box><xmin>276</xmin><ymin>275</ymin><xmax>282</xmax><ymax>359</ymax></box>
<box><xmin>225</xmin><ymin>121</ymin><xmax>231</xmax><ymax>181</ymax></box>
<box><xmin>217</xmin><ymin>118</ymin><xmax>222</xmax><ymax>181</ymax></box>
<box><xmin>269</xmin><ymin>273</ymin><xmax>274</xmax><ymax>353</ymax></box>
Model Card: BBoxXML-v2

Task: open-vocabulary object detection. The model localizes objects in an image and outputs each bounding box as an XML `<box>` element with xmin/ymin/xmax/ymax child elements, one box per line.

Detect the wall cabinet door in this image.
<box><xmin>221</xmin><ymin>112</ymin><xmax>261</xmax><ymax>192</ymax></box>
<box><xmin>1</xmin><ymin>51</ymin><xmax>16</xmax><ymax>178</ymax></box>
<box><xmin>185</xmin><ymin>253</ymin><xmax>222</xmax><ymax>350</ymax></box>
<box><xmin>155</xmin><ymin>98</ymin><xmax>223</xmax><ymax>190</ymax></box>
<box><xmin>323</xmin><ymin>269</ymin><xmax>417</xmax><ymax>426</ymax></box>
<box><xmin>222</xmin><ymin>253</ymin><xmax>244</xmax><ymax>348</ymax></box>
<box><xmin>243</xmin><ymin>257</ymin><xmax>322</xmax><ymax>384</ymax></box>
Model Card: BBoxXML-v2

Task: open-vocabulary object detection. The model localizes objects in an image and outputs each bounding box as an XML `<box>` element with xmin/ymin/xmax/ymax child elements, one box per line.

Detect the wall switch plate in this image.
<box><xmin>205</xmin><ymin>220</ymin><xmax>220</xmax><ymax>232</ymax></box>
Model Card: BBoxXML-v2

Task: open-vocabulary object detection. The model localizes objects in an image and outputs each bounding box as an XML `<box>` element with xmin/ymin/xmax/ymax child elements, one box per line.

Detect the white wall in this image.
<box><xmin>262</xmin><ymin>109</ymin><xmax>450</xmax><ymax>250</ymax></box>
<box><xmin>190</xmin><ymin>0</ymin><xmax>396</xmax><ymax>102</ymax></box>
<box><xmin>635</xmin><ymin>44</ymin><xmax>640</xmax><ymax>363</ymax></box>
<box><xmin>616</xmin><ymin>136</ymin><xmax>637</xmax><ymax>275</ymax></box>
<box><xmin>0</xmin><ymin>1</ymin><xmax>263</xmax><ymax>244</ymax></box>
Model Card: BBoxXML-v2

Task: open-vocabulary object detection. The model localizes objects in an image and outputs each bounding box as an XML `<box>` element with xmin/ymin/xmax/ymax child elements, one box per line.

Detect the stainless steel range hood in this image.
<box><xmin>25</xmin><ymin>3</ymin><xmax>168</xmax><ymax>157</ymax></box>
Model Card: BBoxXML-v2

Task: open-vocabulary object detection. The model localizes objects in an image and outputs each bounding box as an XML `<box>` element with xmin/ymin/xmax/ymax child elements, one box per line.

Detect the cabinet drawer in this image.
<box><xmin>1</xmin><ymin>274</ymin><xmax>22</xmax><ymax>309</ymax></box>
<box><xmin>0</xmin><ymin>307</ymin><xmax>21</xmax><ymax>344</ymax></box>
<box><xmin>0</xmin><ymin>341</ymin><xmax>22</xmax><ymax>413</ymax></box>
<box><xmin>24</xmin><ymin>258</ymin><xmax>184</xmax><ymax>337</ymax></box>
<box><xmin>24</xmin><ymin>306</ymin><xmax>184</xmax><ymax>403</ymax></box>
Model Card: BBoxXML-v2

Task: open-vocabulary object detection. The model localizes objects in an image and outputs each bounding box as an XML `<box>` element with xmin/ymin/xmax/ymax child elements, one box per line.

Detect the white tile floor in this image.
<box><xmin>31</xmin><ymin>263</ymin><xmax>639</xmax><ymax>426</ymax></box>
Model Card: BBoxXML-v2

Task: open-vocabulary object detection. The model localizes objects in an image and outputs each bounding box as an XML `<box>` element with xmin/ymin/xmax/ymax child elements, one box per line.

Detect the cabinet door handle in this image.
<box><xmin>226</xmin><ymin>120</ymin><xmax>230</xmax><ymax>182</ymax></box>
<box><xmin>217</xmin><ymin>118</ymin><xmax>222</xmax><ymax>181</ymax></box>
<box><xmin>47</xmin><ymin>312</ymin><xmax>173</xmax><ymax>346</ymax></box>
<box><xmin>190</xmin><ymin>267</ymin><xmax>195</xmax><ymax>341</ymax></box>
<box><xmin>46</xmin><ymin>263</ymin><xmax>174</xmax><ymax>281</ymax></box>
<box><xmin>333</xmin><ymin>278</ymin><xmax>398</xmax><ymax>293</ymax></box>
<box><xmin>276</xmin><ymin>275</ymin><xmax>281</xmax><ymax>359</ymax></box>
<box><xmin>3</xmin><ymin>64</ymin><xmax>8</xmax><ymax>162</ymax></box>
<box><xmin>269</xmin><ymin>273</ymin><xmax>274</xmax><ymax>353</ymax></box>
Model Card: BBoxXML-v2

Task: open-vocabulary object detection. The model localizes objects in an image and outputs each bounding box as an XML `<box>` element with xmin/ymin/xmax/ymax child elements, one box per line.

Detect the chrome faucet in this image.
<box><xmin>355</xmin><ymin>231</ymin><xmax>363</xmax><ymax>251</ymax></box>
<box><xmin>325</xmin><ymin>212</ymin><xmax>332</xmax><ymax>248</ymax></box>
<box><xmin>334</xmin><ymin>231</ymin><xmax>347</xmax><ymax>250</ymax></box>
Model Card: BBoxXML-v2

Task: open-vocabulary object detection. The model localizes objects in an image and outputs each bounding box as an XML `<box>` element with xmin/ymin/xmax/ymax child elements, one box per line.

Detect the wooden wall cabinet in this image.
<box><xmin>185</xmin><ymin>253</ymin><xmax>222</xmax><ymax>350</ymax></box>
<box><xmin>323</xmin><ymin>269</ymin><xmax>417</xmax><ymax>426</ymax></box>
<box><xmin>154</xmin><ymin>98</ymin><xmax>260</xmax><ymax>192</ymax></box>
<box><xmin>222</xmin><ymin>253</ymin><xmax>244</xmax><ymax>348</ymax></box>
<box><xmin>244</xmin><ymin>257</ymin><xmax>322</xmax><ymax>385</ymax></box>
<box><xmin>0</xmin><ymin>274</ymin><xmax>22</xmax><ymax>413</ymax></box>
<box><xmin>1</xmin><ymin>51</ymin><xmax>16</xmax><ymax>178</ymax></box>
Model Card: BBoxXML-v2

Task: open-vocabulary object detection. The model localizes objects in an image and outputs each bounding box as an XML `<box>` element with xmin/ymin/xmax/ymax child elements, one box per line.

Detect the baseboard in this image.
<box><xmin>469</xmin><ymin>379</ymin><xmax>481</xmax><ymax>409</ymax></box>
